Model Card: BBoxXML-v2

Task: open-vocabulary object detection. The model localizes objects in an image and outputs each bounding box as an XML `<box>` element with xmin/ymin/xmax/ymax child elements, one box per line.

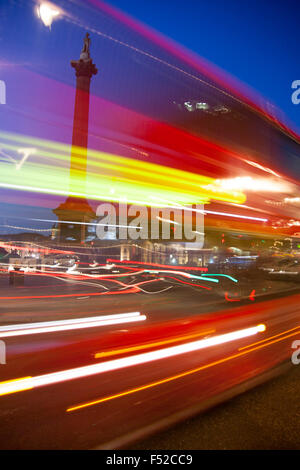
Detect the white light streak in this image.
<box><xmin>0</xmin><ymin>324</ymin><xmax>266</xmax><ymax>396</ymax></box>
<box><xmin>16</xmin><ymin>148</ymin><xmax>36</xmax><ymax>170</ymax></box>
<box><xmin>0</xmin><ymin>312</ymin><xmax>145</xmax><ymax>338</ymax></box>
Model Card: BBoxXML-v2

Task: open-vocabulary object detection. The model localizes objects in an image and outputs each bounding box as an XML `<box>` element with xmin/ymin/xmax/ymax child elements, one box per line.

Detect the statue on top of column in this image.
<box><xmin>80</xmin><ymin>33</ymin><xmax>91</xmax><ymax>60</ymax></box>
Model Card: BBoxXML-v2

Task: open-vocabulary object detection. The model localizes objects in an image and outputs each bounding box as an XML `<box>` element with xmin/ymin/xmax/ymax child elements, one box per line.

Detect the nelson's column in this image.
<box><xmin>53</xmin><ymin>33</ymin><xmax>98</xmax><ymax>243</ymax></box>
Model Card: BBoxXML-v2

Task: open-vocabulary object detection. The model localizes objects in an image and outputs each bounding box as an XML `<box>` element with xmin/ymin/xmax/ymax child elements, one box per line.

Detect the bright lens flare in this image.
<box><xmin>36</xmin><ymin>2</ymin><xmax>61</xmax><ymax>28</ymax></box>
<box><xmin>215</xmin><ymin>176</ymin><xmax>290</xmax><ymax>193</ymax></box>
<box><xmin>257</xmin><ymin>324</ymin><xmax>266</xmax><ymax>332</ymax></box>
<box><xmin>0</xmin><ymin>377</ymin><xmax>33</xmax><ymax>396</ymax></box>
<box><xmin>0</xmin><ymin>324</ymin><xmax>266</xmax><ymax>397</ymax></box>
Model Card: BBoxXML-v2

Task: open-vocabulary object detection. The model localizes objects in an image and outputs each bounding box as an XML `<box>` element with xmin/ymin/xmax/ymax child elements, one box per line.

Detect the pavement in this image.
<box><xmin>131</xmin><ymin>362</ymin><xmax>300</xmax><ymax>450</ymax></box>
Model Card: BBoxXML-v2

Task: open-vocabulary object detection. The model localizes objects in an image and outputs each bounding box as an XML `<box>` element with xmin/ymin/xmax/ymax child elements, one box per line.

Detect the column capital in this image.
<box><xmin>71</xmin><ymin>58</ymin><xmax>98</xmax><ymax>78</ymax></box>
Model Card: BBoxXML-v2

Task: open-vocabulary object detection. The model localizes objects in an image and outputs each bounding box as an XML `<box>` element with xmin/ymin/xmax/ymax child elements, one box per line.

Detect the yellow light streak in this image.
<box><xmin>0</xmin><ymin>131</ymin><xmax>246</xmax><ymax>206</ymax></box>
<box><xmin>239</xmin><ymin>325</ymin><xmax>300</xmax><ymax>351</ymax></box>
<box><xmin>66</xmin><ymin>323</ymin><xmax>300</xmax><ymax>413</ymax></box>
<box><xmin>94</xmin><ymin>329</ymin><xmax>216</xmax><ymax>359</ymax></box>
<box><xmin>0</xmin><ymin>376</ymin><xmax>33</xmax><ymax>396</ymax></box>
<box><xmin>66</xmin><ymin>324</ymin><xmax>271</xmax><ymax>412</ymax></box>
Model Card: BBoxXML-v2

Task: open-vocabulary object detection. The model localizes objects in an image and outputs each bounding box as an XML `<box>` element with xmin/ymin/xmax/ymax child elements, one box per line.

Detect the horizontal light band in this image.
<box><xmin>0</xmin><ymin>312</ymin><xmax>145</xmax><ymax>338</ymax></box>
<box><xmin>0</xmin><ymin>324</ymin><xmax>266</xmax><ymax>396</ymax></box>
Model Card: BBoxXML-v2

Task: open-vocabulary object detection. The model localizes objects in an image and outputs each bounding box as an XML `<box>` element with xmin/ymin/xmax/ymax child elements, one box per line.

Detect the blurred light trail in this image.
<box><xmin>41</xmin><ymin>269</ymin><xmax>145</xmax><ymax>280</ymax></box>
<box><xmin>201</xmin><ymin>274</ymin><xmax>238</xmax><ymax>283</ymax></box>
<box><xmin>142</xmin><ymin>269</ymin><xmax>238</xmax><ymax>285</ymax></box>
<box><xmin>0</xmin><ymin>377</ymin><xmax>33</xmax><ymax>396</ymax></box>
<box><xmin>238</xmin><ymin>325</ymin><xmax>300</xmax><ymax>351</ymax></box>
<box><xmin>72</xmin><ymin>1</ymin><xmax>254</xmax><ymax>122</ymax></box>
<box><xmin>91</xmin><ymin>0</ymin><xmax>300</xmax><ymax>143</ymax></box>
<box><xmin>0</xmin><ymin>267</ymin><xmax>147</xmax><ymax>286</ymax></box>
<box><xmin>0</xmin><ymin>267</ymin><xmax>169</xmax><ymax>294</ymax></box>
<box><xmin>94</xmin><ymin>329</ymin><xmax>216</xmax><ymax>359</ymax></box>
<box><xmin>0</xmin><ymin>324</ymin><xmax>266</xmax><ymax>397</ymax></box>
<box><xmin>249</xmin><ymin>289</ymin><xmax>256</xmax><ymax>301</ymax></box>
<box><xmin>144</xmin><ymin>269</ymin><xmax>219</xmax><ymax>283</ymax></box>
<box><xmin>156</xmin><ymin>216</ymin><xmax>181</xmax><ymax>225</ymax></box>
<box><xmin>225</xmin><ymin>292</ymin><xmax>241</xmax><ymax>302</ymax></box>
<box><xmin>284</xmin><ymin>197</ymin><xmax>300</xmax><ymax>205</ymax></box>
<box><xmin>215</xmin><ymin>176</ymin><xmax>289</xmax><ymax>193</ymax></box>
<box><xmin>106</xmin><ymin>259</ymin><xmax>208</xmax><ymax>272</ymax></box>
<box><xmin>0</xmin><ymin>312</ymin><xmax>146</xmax><ymax>338</ymax></box>
<box><xmin>0</xmin><ymin>264</ymin><xmax>234</xmax><ymax>294</ymax></box>
<box><xmin>180</xmin><ymin>206</ymin><xmax>268</xmax><ymax>222</ymax></box>
<box><xmin>0</xmin><ymin>242</ymin><xmax>74</xmax><ymax>255</ymax></box>
<box><xmin>0</xmin><ymin>168</ymin><xmax>241</xmax><ymax>207</ymax></box>
<box><xmin>0</xmin><ymin>131</ymin><xmax>246</xmax><ymax>206</ymax></box>
<box><xmin>66</xmin><ymin>325</ymin><xmax>300</xmax><ymax>414</ymax></box>
<box><xmin>156</xmin><ymin>202</ymin><xmax>268</xmax><ymax>222</ymax></box>
<box><xmin>0</xmin><ymin>287</ymin><xmax>138</xmax><ymax>300</ymax></box>
<box><xmin>31</xmin><ymin>218</ymin><xmax>141</xmax><ymax>230</ymax></box>
<box><xmin>16</xmin><ymin>148</ymin><xmax>36</xmax><ymax>170</ymax></box>
<box><xmin>203</xmin><ymin>209</ymin><xmax>268</xmax><ymax>222</ymax></box>
<box><xmin>244</xmin><ymin>160</ymin><xmax>282</xmax><ymax>178</ymax></box>
<box><xmin>162</xmin><ymin>276</ymin><xmax>212</xmax><ymax>290</ymax></box>
<box><xmin>2</xmin><ymin>224</ymin><xmax>52</xmax><ymax>232</ymax></box>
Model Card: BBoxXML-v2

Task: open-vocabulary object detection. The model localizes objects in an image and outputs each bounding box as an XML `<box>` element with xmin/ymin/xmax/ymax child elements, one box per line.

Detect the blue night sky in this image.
<box><xmin>1</xmin><ymin>0</ymin><xmax>299</xmax><ymax>133</ymax></box>
<box><xmin>107</xmin><ymin>0</ymin><xmax>300</xmax><ymax>133</ymax></box>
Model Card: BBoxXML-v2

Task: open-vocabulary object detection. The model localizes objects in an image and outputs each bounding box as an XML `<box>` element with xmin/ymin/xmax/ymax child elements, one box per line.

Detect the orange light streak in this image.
<box><xmin>94</xmin><ymin>329</ymin><xmax>215</xmax><ymax>359</ymax></box>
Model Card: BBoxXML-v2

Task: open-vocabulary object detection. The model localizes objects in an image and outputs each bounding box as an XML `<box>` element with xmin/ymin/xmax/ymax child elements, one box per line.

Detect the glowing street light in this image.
<box><xmin>36</xmin><ymin>2</ymin><xmax>62</xmax><ymax>29</ymax></box>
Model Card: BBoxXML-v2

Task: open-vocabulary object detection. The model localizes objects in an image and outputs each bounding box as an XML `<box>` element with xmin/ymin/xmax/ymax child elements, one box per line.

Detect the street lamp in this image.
<box><xmin>36</xmin><ymin>1</ymin><xmax>62</xmax><ymax>29</ymax></box>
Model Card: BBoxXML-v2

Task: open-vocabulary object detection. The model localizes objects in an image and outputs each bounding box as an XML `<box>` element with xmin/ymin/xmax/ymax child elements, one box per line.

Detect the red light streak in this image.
<box><xmin>163</xmin><ymin>275</ymin><xmax>212</xmax><ymax>290</ymax></box>
<box><xmin>225</xmin><ymin>292</ymin><xmax>241</xmax><ymax>302</ymax></box>
<box><xmin>0</xmin><ymin>287</ymin><xmax>138</xmax><ymax>300</ymax></box>
<box><xmin>0</xmin><ymin>323</ymin><xmax>266</xmax><ymax>397</ymax></box>
<box><xmin>249</xmin><ymin>289</ymin><xmax>256</xmax><ymax>301</ymax></box>
<box><xmin>107</xmin><ymin>259</ymin><xmax>208</xmax><ymax>272</ymax></box>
